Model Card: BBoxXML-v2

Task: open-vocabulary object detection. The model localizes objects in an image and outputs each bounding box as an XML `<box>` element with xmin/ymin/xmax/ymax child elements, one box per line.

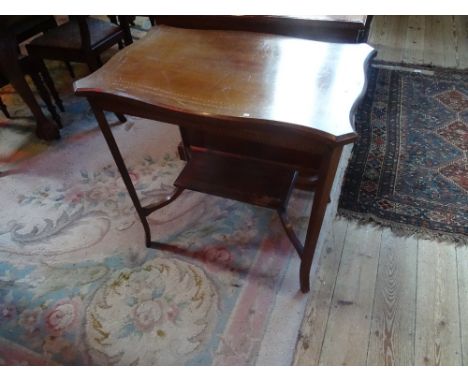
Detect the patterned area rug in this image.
<box><xmin>339</xmin><ymin>66</ymin><xmax>468</xmax><ymax>243</ymax></box>
<box><xmin>0</xmin><ymin>59</ymin><xmax>310</xmax><ymax>364</ymax></box>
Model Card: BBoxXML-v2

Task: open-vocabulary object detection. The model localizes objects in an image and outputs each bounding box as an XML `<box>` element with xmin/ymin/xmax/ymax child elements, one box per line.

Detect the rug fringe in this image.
<box><xmin>337</xmin><ymin>209</ymin><xmax>468</xmax><ymax>246</ymax></box>
<box><xmin>371</xmin><ymin>59</ymin><xmax>468</xmax><ymax>74</ymax></box>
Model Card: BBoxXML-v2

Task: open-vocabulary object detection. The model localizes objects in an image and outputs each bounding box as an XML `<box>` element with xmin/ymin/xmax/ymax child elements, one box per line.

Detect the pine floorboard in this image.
<box><xmin>415</xmin><ymin>240</ymin><xmax>461</xmax><ymax>365</ymax></box>
<box><xmin>317</xmin><ymin>221</ymin><xmax>382</xmax><ymax>365</ymax></box>
<box><xmin>368</xmin><ymin>15</ymin><xmax>467</xmax><ymax>69</ymax></box>
<box><xmin>293</xmin><ymin>219</ymin><xmax>348</xmax><ymax>365</ymax></box>
<box><xmin>294</xmin><ymin>15</ymin><xmax>467</xmax><ymax>366</ymax></box>
<box><xmin>366</xmin><ymin>229</ymin><xmax>418</xmax><ymax>366</ymax></box>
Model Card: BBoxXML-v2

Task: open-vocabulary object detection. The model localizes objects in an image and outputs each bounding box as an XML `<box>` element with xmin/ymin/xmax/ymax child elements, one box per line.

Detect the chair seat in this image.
<box><xmin>0</xmin><ymin>15</ymin><xmax>55</xmax><ymax>36</ymax></box>
<box><xmin>0</xmin><ymin>71</ymin><xmax>7</xmax><ymax>87</ymax></box>
<box><xmin>28</xmin><ymin>17</ymin><xmax>122</xmax><ymax>51</ymax></box>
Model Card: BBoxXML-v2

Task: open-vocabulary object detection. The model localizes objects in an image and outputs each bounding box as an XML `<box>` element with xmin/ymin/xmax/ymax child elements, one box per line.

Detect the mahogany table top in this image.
<box><xmin>75</xmin><ymin>25</ymin><xmax>374</xmax><ymax>144</ymax></box>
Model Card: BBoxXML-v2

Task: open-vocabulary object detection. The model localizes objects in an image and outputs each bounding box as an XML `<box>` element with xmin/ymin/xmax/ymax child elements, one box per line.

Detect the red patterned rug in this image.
<box><xmin>339</xmin><ymin>66</ymin><xmax>468</xmax><ymax>243</ymax></box>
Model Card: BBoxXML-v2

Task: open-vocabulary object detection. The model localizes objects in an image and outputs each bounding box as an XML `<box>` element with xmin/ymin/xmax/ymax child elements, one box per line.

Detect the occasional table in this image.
<box><xmin>74</xmin><ymin>25</ymin><xmax>374</xmax><ymax>293</ymax></box>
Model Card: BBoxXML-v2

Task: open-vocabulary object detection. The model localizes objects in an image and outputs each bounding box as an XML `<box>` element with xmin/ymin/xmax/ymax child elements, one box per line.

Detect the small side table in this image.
<box><xmin>74</xmin><ymin>26</ymin><xmax>374</xmax><ymax>293</ymax></box>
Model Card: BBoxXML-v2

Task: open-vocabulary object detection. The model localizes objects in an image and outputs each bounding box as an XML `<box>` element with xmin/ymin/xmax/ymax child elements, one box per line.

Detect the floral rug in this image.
<box><xmin>339</xmin><ymin>66</ymin><xmax>468</xmax><ymax>243</ymax></box>
<box><xmin>0</xmin><ymin>59</ymin><xmax>310</xmax><ymax>365</ymax></box>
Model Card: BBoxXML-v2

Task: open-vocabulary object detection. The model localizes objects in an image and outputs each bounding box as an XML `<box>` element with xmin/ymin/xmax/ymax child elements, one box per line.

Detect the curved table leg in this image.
<box><xmin>90</xmin><ymin>99</ymin><xmax>344</xmax><ymax>294</ymax></box>
<box><xmin>90</xmin><ymin>103</ymin><xmax>175</xmax><ymax>247</ymax></box>
<box><xmin>0</xmin><ymin>33</ymin><xmax>60</xmax><ymax>140</ymax></box>
<box><xmin>278</xmin><ymin>207</ymin><xmax>304</xmax><ymax>256</ymax></box>
<box><xmin>300</xmin><ymin>146</ymin><xmax>343</xmax><ymax>293</ymax></box>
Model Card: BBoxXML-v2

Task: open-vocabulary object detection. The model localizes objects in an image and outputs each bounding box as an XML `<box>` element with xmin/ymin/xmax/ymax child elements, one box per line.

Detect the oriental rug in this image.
<box><xmin>339</xmin><ymin>66</ymin><xmax>468</xmax><ymax>243</ymax></box>
<box><xmin>0</xmin><ymin>61</ymin><xmax>310</xmax><ymax>365</ymax></box>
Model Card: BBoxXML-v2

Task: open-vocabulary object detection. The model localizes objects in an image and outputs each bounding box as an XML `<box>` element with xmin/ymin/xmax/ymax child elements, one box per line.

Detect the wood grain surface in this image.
<box><xmin>75</xmin><ymin>25</ymin><xmax>374</xmax><ymax>143</ymax></box>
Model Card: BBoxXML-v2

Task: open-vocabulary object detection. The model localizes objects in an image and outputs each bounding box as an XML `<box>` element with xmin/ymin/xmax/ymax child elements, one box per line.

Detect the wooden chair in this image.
<box><xmin>26</xmin><ymin>16</ymin><xmax>132</xmax><ymax>73</ymax></box>
<box><xmin>27</xmin><ymin>16</ymin><xmax>132</xmax><ymax>123</ymax></box>
<box><xmin>4</xmin><ymin>15</ymin><xmax>75</xmax><ymax>79</ymax></box>
<box><xmin>0</xmin><ymin>16</ymin><xmax>64</xmax><ymax>129</ymax></box>
<box><xmin>0</xmin><ymin>56</ymin><xmax>63</xmax><ymax>127</ymax></box>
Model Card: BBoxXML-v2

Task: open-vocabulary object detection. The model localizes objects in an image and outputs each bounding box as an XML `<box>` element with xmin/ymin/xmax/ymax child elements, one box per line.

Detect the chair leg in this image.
<box><xmin>115</xmin><ymin>113</ymin><xmax>127</xmax><ymax>123</ymax></box>
<box><xmin>118</xmin><ymin>16</ymin><xmax>134</xmax><ymax>46</ymax></box>
<box><xmin>86</xmin><ymin>55</ymin><xmax>101</xmax><ymax>73</ymax></box>
<box><xmin>64</xmin><ymin>61</ymin><xmax>76</xmax><ymax>78</ymax></box>
<box><xmin>29</xmin><ymin>70</ymin><xmax>62</xmax><ymax>129</ymax></box>
<box><xmin>0</xmin><ymin>96</ymin><xmax>10</xmax><ymax>118</ymax></box>
<box><xmin>35</xmin><ymin>58</ymin><xmax>65</xmax><ymax>112</ymax></box>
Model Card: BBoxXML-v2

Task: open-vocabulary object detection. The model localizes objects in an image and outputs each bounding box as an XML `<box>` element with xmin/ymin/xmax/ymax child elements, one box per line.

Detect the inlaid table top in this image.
<box><xmin>75</xmin><ymin>25</ymin><xmax>374</xmax><ymax>145</ymax></box>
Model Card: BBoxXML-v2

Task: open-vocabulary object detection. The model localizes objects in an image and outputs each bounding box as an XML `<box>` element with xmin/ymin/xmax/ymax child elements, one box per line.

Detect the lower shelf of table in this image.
<box><xmin>174</xmin><ymin>150</ymin><xmax>298</xmax><ymax>210</ymax></box>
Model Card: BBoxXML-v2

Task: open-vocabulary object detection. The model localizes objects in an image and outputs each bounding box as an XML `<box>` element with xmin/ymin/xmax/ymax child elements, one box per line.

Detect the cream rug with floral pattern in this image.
<box><xmin>0</xmin><ymin>63</ymin><xmax>310</xmax><ymax>364</ymax></box>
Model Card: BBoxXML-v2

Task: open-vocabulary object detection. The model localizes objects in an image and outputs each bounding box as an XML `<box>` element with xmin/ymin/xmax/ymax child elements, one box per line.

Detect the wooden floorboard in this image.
<box><xmin>403</xmin><ymin>15</ymin><xmax>425</xmax><ymax>65</ymax></box>
<box><xmin>367</xmin><ymin>14</ymin><xmax>385</xmax><ymax>46</ymax></box>
<box><xmin>440</xmin><ymin>16</ymin><xmax>458</xmax><ymax>68</ymax></box>
<box><xmin>293</xmin><ymin>15</ymin><xmax>467</xmax><ymax>366</ymax></box>
<box><xmin>456</xmin><ymin>245</ymin><xmax>468</xmax><ymax>365</ymax></box>
<box><xmin>454</xmin><ymin>16</ymin><xmax>468</xmax><ymax>68</ymax></box>
<box><xmin>366</xmin><ymin>228</ymin><xmax>418</xmax><ymax>365</ymax></box>
<box><xmin>415</xmin><ymin>240</ymin><xmax>461</xmax><ymax>365</ymax></box>
<box><xmin>374</xmin><ymin>15</ymin><xmax>408</xmax><ymax>63</ymax></box>
<box><xmin>293</xmin><ymin>218</ymin><xmax>348</xmax><ymax>365</ymax></box>
<box><xmin>422</xmin><ymin>16</ymin><xmax>437</xmax><ymax>67</ymax></box>
<box><xmin>423</xmin><ymin>16</ymin><xmax>447</xmax><ymax>67</ymax></box>
<box><xmin>318</xmin><ymin>221</ymin><xmax>382</xmax><ymax>365</ymax></box>
<box><xmin>390</xmin><ymin>15</ymin><xmax>409</xmax><ymax>63</ymax></box>
<box><xmin>369</xmin><ymin>15</ymin><xmax>467</xmax><ymax>69</ymax></box>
